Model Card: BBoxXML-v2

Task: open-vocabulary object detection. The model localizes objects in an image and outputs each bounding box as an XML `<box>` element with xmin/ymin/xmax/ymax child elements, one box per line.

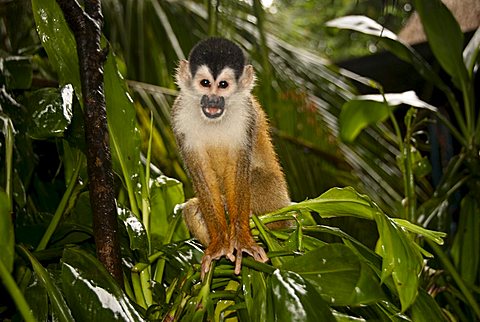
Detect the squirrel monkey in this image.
<box><xmin>172</xmin><ymin>37</ymin><xmax>290</xmax><ymax>279</ymax></box>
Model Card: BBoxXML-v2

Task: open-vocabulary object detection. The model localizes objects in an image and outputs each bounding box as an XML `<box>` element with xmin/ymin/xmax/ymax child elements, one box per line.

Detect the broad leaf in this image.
<box><xmin>31</xmin><ymin>0</ymin><xmax>81</xmax><ymax>99</ymax></box>
<box><xmin>118</xmin><ymin>206</ymin><xmax>149</xmax><ymax>261</ymax></box>
<box><xmin>410</xmin><ymin>289</ymin><xmax>447</xmax><ymax>322</ymax></box>
<box><xmin>266</xmin><ymin>269</ymin><xmax>335</xmax><ymax>322</ymax></box>
<box><xmin>242</xmin><ymin>268</ymin><xmax>267</xmax><ymax>322</ymax></box>
<box><xmin>18</xmin><ymin>245</ymin><xmax>75</xmax><ymax>322</ymax></box>
<box><xmin>326</xmin><ymin>16</ymin><xmax>451</xmax><ymax>94</ymax></box>
<box><xmin>282</xmin><ymin>244</ymin><xmax>385</xmax><ymax>306</ymax></box>
<box><xmin>2</xmin><ymin>56</ymin><xmax>32</xmax><ymax>90</ymax></box>
<box><xmin>26</xmin><ymin>85</ymin><xmax>73</xmax><ymax>139</ymax></box>
<box><xmin>61</xmin><ymin>247</ymin><xmax>144</xmax><ymax>321</ymax></box>
<box><xmin>150</xmin><ymin>175</ymin><xmax>187</xmax><ymax>248</ymax></box>
<box><xmin>375</xmin><ymin>215</ymin><xmax>423</xmax><ymax>311</ymax></box>
<box><xmin>340</xmin><ymin>91</ymin><xmax>436</xmax><ymax>142</ymax></box>
<box><xmin>450</xmin><ymin>194</ymin><xmax>480</xmax><ymax>285</ymax></box>
<box><xmin>267</xmin><ymin>187</ymin><xmax>377</xmax><ymax>220</ymax></box>
<box><xmin>412</xmin><ymin>0</ymin><xmax>470</xmax><ymax>87</ymax></box>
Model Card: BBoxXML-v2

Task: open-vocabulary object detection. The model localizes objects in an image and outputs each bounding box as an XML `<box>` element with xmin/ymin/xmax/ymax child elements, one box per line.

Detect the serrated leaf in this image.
<box><xmin>282</xmin><ymin>244</ymin><xmax>385</xmax><ymax>306</ymax></box>
<box><xmin>61</xmin><ymin>247</ymin><xmax>144</xmax><ymax>321</ymax></box>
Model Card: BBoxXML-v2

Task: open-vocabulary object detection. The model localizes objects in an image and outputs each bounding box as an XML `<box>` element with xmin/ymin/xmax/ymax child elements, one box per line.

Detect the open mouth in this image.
<box><xmin>202</xmin><ymin>105</ymin><xmax>225</xmax><ymax>118</ymax></box>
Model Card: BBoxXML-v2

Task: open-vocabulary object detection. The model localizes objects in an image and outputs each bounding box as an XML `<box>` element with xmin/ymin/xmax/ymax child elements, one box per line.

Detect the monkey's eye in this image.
<box><xmin>218</xmin><ymin>81</ymin><xmax>229</xmax><ymax>89</ymax></box>
<box><xmin>200</xmin><ymin>79</ymin><xmax>211</xmax><ymax>87</ymax></box>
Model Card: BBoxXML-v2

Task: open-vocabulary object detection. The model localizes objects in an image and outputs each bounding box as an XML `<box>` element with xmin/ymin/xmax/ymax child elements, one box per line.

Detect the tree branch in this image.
<box><xmin>56</xmin><ymin>0</ymin><xmax>123</xmax><ymax>285</ymax></box>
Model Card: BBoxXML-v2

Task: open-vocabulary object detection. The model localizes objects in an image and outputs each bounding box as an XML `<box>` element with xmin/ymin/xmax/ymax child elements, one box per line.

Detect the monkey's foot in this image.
<box><xmin>232</xmin><ymin>233</ymin><xmax>268</xmax><ymax>275</ymax></box>
<box><xmin>201</xmin><ymin>241</ymin><xmax>235</xmax><ymax>280</ymax></box>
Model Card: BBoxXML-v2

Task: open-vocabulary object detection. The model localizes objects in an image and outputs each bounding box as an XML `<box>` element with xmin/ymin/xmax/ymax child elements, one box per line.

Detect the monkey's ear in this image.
<box><xmin>239</xmin><ymin>65</ymin><xmax>255</xmax><ymax>91</ymax></box>
<box><xmin>175</xmin><ymin>59</ymin><xmax>191</xmax><ymax>89</ymax></box>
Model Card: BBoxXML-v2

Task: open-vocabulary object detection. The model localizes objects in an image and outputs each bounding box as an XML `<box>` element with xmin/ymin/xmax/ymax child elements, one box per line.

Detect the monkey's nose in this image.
<box><xmin>201</xmin><ymin>95</ymin><xmax>225</xmax><ymax>119</ymax></box>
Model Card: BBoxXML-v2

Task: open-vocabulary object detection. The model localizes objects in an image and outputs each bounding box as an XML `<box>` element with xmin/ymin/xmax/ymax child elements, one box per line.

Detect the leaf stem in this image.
<box><xmin>427</xmin><ymin>240</ymin><xmax>480</xmax><ymax>319</ymax></box>
<box><xmin>36</xmin><ymin>155</ymin><xmax>83</xmax><ymax>251</ymax></box>
<box><xmin>0</xmin><ymin>260</ymin><xmax>36</xmax><ymax>322</ymax></box>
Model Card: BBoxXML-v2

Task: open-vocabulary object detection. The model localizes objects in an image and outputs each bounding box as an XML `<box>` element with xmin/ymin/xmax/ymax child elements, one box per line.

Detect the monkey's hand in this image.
<box><xmin>232</xmin><ymin>231</ymin><xmax>268</xmax><ymax>275</ymax></box>
<box><xmin>201</xmin><ymin>239</ymin><xmax>235</xmax><ymax>280</ymax></box>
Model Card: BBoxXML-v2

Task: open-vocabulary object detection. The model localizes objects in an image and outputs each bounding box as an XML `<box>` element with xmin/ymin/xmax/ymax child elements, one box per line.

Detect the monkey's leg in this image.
<box><xmin>182</xmin><ymin>198</ymin><xmax>210</xmax><ymax>245</ymax></box>
<box><xmin>184</xmin><ymin>152</ymin><xmax>235</xmax><ymax>279</ymax></box>
<box><xmin>225</xmin><ymin>153</ymin><xmax>268</xmax><ymax>275</ymax></box>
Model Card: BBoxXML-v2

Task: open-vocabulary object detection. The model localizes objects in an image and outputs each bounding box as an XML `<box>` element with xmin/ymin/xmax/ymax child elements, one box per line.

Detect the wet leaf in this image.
<box><xmin>24</xmin><ymin>273</ymin><xmax>49</xmax><ymax>322</ymax></box>
<box><xmin>242</xmin><ymin>268</ymin><xmax>267</xmax><ymax>322</ymax></box>
<box><xmin>150</xmin><ymin>175</ymin><xmax>187</xmax><ymax>247</ymax></box>
<box><xmin>0</xmin><ymin>189</ymin><xmax>14</xmax><ymax>272</ymax></box>
<box><xmin>117</xmin><ymin>206</ymin><xmax>148</xmax><ymax>261</ymax></box>
<box><xmin>375</xmin><ymin>215</ymin><xmax>422</xmax><ymax>311</ymax></box>
<box><xmin>61</xmin><ymin>247</ymin><xmax>144</xmax><ymax>321</ymax></box>
<box><xmin>31</xmin><ymin>0</ymin><xmax>81</xmax><ymax>99</ymax></box>
<box><xmin>282</xmin><ymin>244</ymin><xmax>385</xmax><ymax>306</ymax></box>
<box><xmin>26</xmin><ymin>85</ymin><xmax>73</xmax><ymax>139</ymax></box>
<box><xmin>266</xmin><ymin>270</ymin><xmax>335</xmax><ymax>322</ymax></box>
<box><xmin>18</xmin><ymin>245</ymin><xmax>75</xmax><ymax>322</ymax></box>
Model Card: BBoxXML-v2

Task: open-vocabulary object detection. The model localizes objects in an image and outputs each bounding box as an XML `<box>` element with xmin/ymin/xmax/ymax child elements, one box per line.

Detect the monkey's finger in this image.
<box><xmin>200</xmin><ymin>255</ymin><xmax>212</xmax><ymax>280</ymax></box>
<box><xmin>234</xmin><ymin>252</ymin><xmax>243</xmax><ymax>275</ymax></box>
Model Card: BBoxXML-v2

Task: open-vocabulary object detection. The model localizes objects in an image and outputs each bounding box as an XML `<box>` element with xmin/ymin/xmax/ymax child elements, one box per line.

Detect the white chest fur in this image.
<box><xmin>173</xmin><ymin>93</ymin><xmax>253</xmax><ymax>153</ymax></box>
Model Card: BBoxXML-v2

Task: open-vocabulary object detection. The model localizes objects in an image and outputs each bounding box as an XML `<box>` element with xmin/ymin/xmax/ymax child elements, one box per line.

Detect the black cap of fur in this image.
<box><xmin>188</xmin><ymin>37</ymin><xmax>245</xmax><ymax>80</ymax></box>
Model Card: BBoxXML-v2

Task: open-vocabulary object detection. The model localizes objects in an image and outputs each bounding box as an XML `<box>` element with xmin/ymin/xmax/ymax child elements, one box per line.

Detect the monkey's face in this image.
<box><xmin>192</xmin><ymin>65</ymin><xmax>237</xmax><ymax>119</ymax></box>
<box><xmin>176</xmin><ymin>60</ymin><xmax>255</xmax><ymax>121</ymax></box>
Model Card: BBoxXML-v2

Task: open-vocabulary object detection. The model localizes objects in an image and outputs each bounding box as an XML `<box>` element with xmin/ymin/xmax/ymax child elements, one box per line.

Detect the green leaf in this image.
<box><xmin>117</xmin><ymin>206</ymin><xmax>149</xmax><ymax>261</ymax></box>
<box><xmin>326</xmin><ymin>16</ymin><xmax>451</xmax><ymax>93</ymax></box>
<box><xmin>266</xmin><ymin>269</ymin><xmax>335</xmax><ymax>322</ymax></box>
<box><xmin>18</xmin><ymin>245</ymin><xmax>75</xmax><ymax>322</ymax></box>
<box><xmin>242</xmin><ymin>268</ymin><xmax>267</xmax><ymax>322</ymax></box>
<box><xmin>340</xmin><ymin>91</ymin><xmax>436</xmax><ymax>142</ymax></box>
<box><xmin>2</xmin><ymin>56</ymin><xmax>32</xmax><ymax>90</ymax></box>
<box><xmin>340</xmin><ymin>100</ymin><xmax>389</xmax><ymax>143</ymax></box>
<box><xmin>463</xmin><ymin>27</ymin><xmax>480</xmax><ymax>75</ymax></box>
<box><xmin>374</xmin><ymin>215</ymin><xmax>422</xmax><ymax>311</ymax></box>
<box><xmin>410</xmin><ymin>289</ymin><xmax>447</xmax><ymax>322</ymax></box>
<box><xmin>150</xmin><ymin>175</ymin><xmax>187</xmax><ymax>247</ymax></box>
<box><xmin>268</xmin><ymin>186</ymin><xmax>377</xmax><ymax>221</ymax></box>
<box><xmin>450</xmin><ymin>194</ymin><xmax>480</xmax><ymax>285</ymax></box>
<box><xmin>412</xmin><ymin>0</ymin><xmax>470</xmax><ymax>87</ymax></box>
<box><xmin>26</xmin><ymin>85</ymin><xmax>73</xmax><ymax>139</ymax></box>
<box><xmin>31</xmin><ymin>0</ymin><xmax>81</xmax><ymax>100</ymax></box>
<box><xmin>282</xmin><ymin>244</ymin><xmax>385</xmax><ymax>306</ymax></box>
<box><xmin>104</xmin><ymin>52</ymin><xmax>142</xmax><ymax>214</ymax></box>
<box><xmin>61</xmin><ymin>247</ymin><xmax>144</xmax><ymax>321</ymax></box>
<box><xmin>0</xmin><ymin>189</ymin><xmax>14</xmax><ymax>272</ymax></box>
<box><xmin>24</xmin><ymin>273</ymin><xmax>49</xmax><ymax>322</ymax></box>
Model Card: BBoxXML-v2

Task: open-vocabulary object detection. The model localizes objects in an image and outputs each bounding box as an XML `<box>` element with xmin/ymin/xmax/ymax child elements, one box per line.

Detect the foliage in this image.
<box><xmin>328</xmin><ymin>0</ymin><xmax>480</xmax><ymax>319</ymax></box>
<box><xmin>0</xmin><ymin>0</ymin><xmax>471</xmax><ymax>321</ymax></box>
